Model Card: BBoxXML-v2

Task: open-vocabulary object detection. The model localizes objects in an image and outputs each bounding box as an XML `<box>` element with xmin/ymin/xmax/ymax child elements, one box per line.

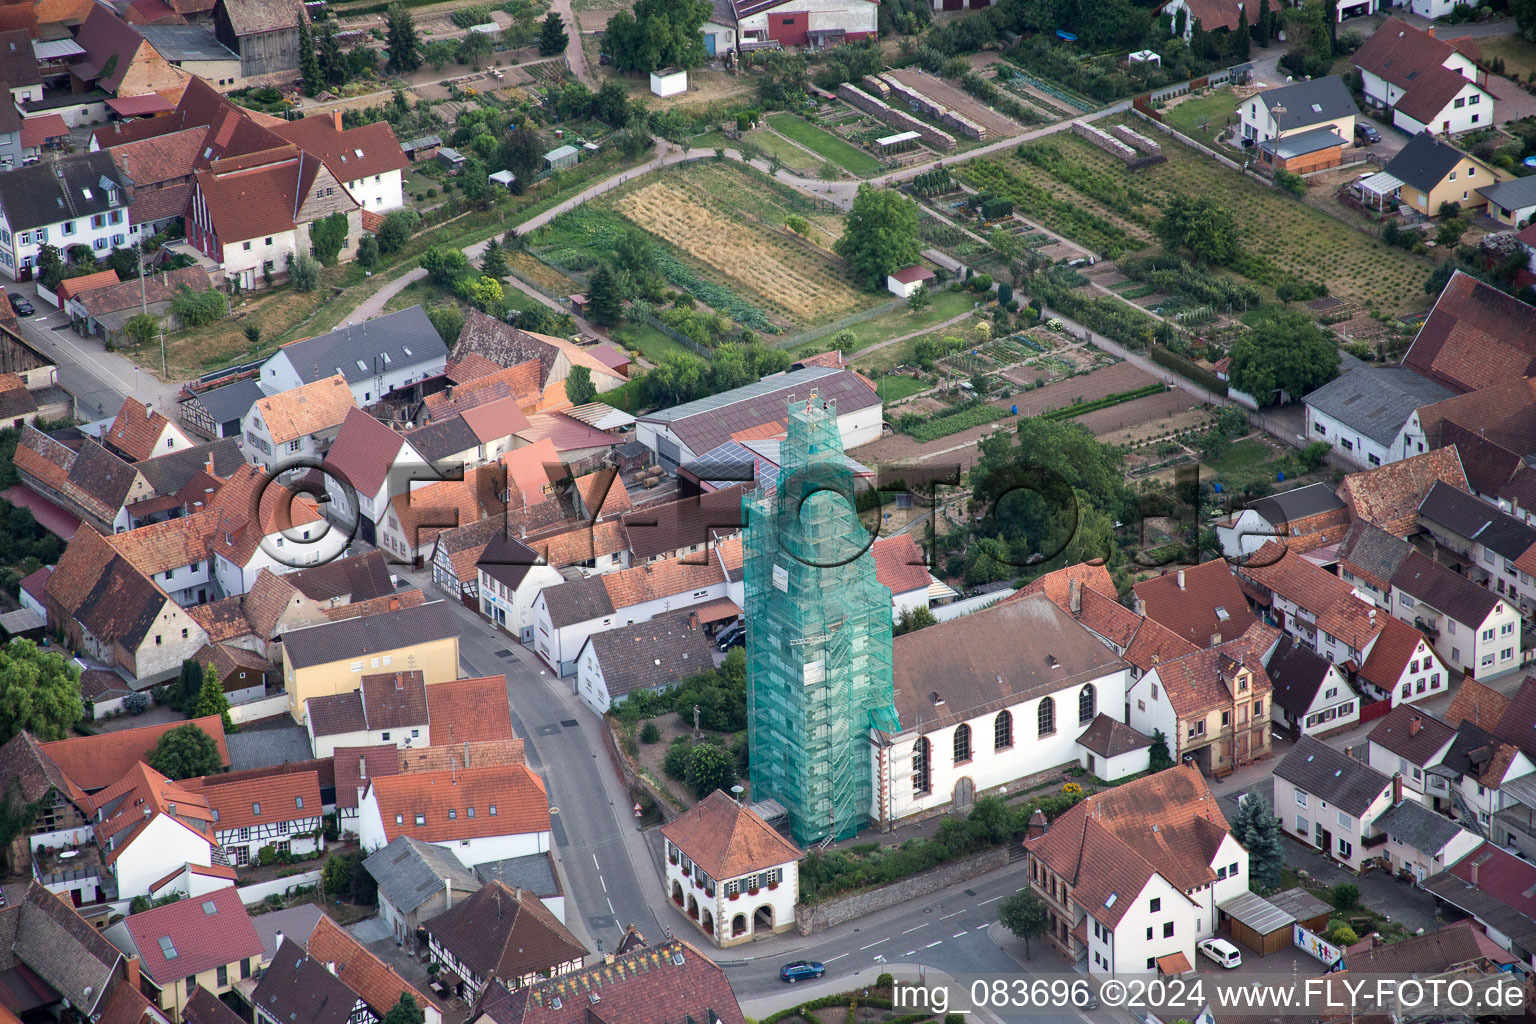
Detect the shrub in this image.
<box><xmin>1328</xmin><ymin>923</ymin><xmax>1359</xmax><ymax>946</ymax></box>
<box><xmin>1275</xmin><ymin>169</ymin><xmax>1307</xmax><ymax>197</ymax></box>
<box><xmin>1332</xmin><ymin>883</ymin><xmax>1360</xmax><ymax>909</ymax></box>
<box><xmin>123</xmin><ymin>692</ymin><xmax>149</xmax><ymax>715</ymax></box>
<box><xmin>639</xmin><ymin>721</ymin><xmax>661</xmax><ymax>744</ymax></box>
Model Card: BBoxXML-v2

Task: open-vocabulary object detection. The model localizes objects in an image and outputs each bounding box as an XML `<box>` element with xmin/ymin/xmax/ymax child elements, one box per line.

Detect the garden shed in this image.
<box><xmin>544</xmin><ymin>145</ymin><xmax>579</xmax><ymax>171</ymax></box>
<box><xmin>650</xmin><ymin>67</ymin><xmax>688</xmax><ymax>97</ymax></box>
<box><xmin>437</xmin><ymin>147</ymin><xmax>466</xmax><ymax>170</ymax></box>
<box><xmin>1218</xmin><ymin>890</ymin><xmax>1295</xmax><ymax>956</ymax></box>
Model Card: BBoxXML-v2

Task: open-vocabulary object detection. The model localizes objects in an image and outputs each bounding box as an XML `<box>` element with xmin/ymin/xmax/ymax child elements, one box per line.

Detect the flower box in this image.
<box><xmin>728</xmin><ymin>892</ymin><xmax>740</xmax><ymax>901</ymax></box>
<box><xmin>747</xmin><ymin>889</ymin><xmax>760</xmax><ymax>898</ymax></box>
<box><xmin>668</xmin><ymin>855</ymin><xmax>678</xmax><ymax>866</ymax></box>
<box><xmin>680</xmin><ymin>864</ymin><xmax>690</xmax><ymax>877</ymax></box>
<box><xmin>767</xmin><ymin>882</ymin><xmax>780</xmax><ymax>891</ymax></box>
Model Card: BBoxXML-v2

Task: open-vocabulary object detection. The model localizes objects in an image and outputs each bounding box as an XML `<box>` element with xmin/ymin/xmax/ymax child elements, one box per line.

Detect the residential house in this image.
<box><xmin>261</xmin><ymin>306</ymin><xmax>449</xmax><ymax>409</ymax></box>
<box><xmin>404</xmin><ymin>400</ymin><xmax>532</xmax><ymax>476</ymax></box>
<box><xmin>1265</xmin><ymin>635</ymin><xmax>1360</xmax><ymax>737</ymax></box>
<box><xmin>872</xmin><ymin>532</ymin><xmax>935</xmax><ymax>622</ymax></box>
<box><xmin>620</xmin><ymin>483</ymin><xmax>747</xmax><ymax>566</ymax></box>
<box><xmin>1477</xmin><ymin>174</ymin><xmax>1536</xmax><ymax>229</ymax></box>
<box><xmin>0</xmin><ymin>882</ymin><xmax>138</xmax><ymax>1024</ymax></box>
<box><xmin>1024</xmin><ymin>764</ymin><xmax>1249</xmax><ymax>976</ymax></box>
<box><xmin>273</xmin><ymin>112</ymin><xmax>408</xmax><ymax>213</ymax></box>
<box><xmin>106</xmin><ymin>887</ymin><xmax>264</xmax><ymax>1020</ymax></box>
<box><xmin>252</xmin><ymin>939</ymin><xmax>375</xmax><ymax>1024</ymax></box>
<box><xmin>1215</xmin><ymin>482</ymin><xmax>1351</xmax><ymax>562</ymax></box>
<box><xmin>879</xmin><ymin>593</ymin><xmax>1133</xmax><ymax>826</ymax></box>
<box><xmin>196</xmin><ymin>770</ymin><xmax>323</xmax><ymax>867</ymax></box>
<box><xmin>92</xmin><ymin>761</ymin><xmax>217</xmax><ymax>902</ymax></box>
<box><xmin>53</xmin><ymin>269</ymin><xmax>122</xmax><ymax>309</ymax></box>
<box><xmin>190</xmin><ymin>642</ymin><xmax>270</xmax><ymax>704</ymax></box>
<box><xmin>1074</xmin><ymin>714</ymin><xmax>1152</xmax><ymax>780</ymax></box>
<box><xmin>0</xmin><ymin>28</ymin><xmax>42</xmax><ymax>106</ymax></box>
<box><xmin>467</xmin><ymin>938</ymin><xmax>747</xmax><ymax>1024</ymax></box>
<box><xmin>1412</xmin><ymin>377</ymin><xmax>1536</xmax><ymax>520</ymax></box>
<box><xmin>1434</xmin><ymin>719</ymin><xmax>1533</xmax><ymax>834</ymax></box>
<box><xmin>1274</xmin><ymin>736</ymin><xmax>1406</xmax><ymax>872</ymax></box>
<box><xmin>1125</xmin><ymin>626</ymin><xmax>1277</xmax><ymax>777</ymax></box>
<box><xmin>0</xmin><ymin>96</ymin><xmax>21</xmax><ymax>172</ymax></box>
<box><xmin>1371</xmin><ymin>130</ymin><xmax>1502</xmax><ymax>217</ymax></box>
<box><xmin>1417</xmin><ymin>479</ymin><xmax>1536</xmax><ymax>617</ymax></box>
<box><xmin>1301</xmin><ymin>367</ymin><xmax>1456</xmax><ymax>469</ymax></box>
<box><xmin>362</xmin><ymin>835</ymin><xmax>482</xmax><ymax>947</ymax></box>
<box><xmin>204</xmin><ymin>463</ymin><xmax>345</xmax><ymax>596</ymax></box>
<box><xmin>182</xmin><ymin>987</ymin><xmax>249</xmax><ymax>1024</ymax></box>
<box><xmin>279</xmin><ymin>600</ymin><xmax>459</xmax><ymax>722</ymax></box>
<box><xmin>660</xmin><ymin>790</ymin><xmax>803</xmax><ymax>948</ymax></box>
<box><xmin>68</xmin><ymin>266</ymin><xmax>218</xmax><ymax>344</ymax></box>
<box><xmin>450</xmin><ymin>310</ymin><xmax>625</xmax><ymax>399</ymax></box>
<box><xmin>241</xmin><ymin>373</ymin><xmax>355</xmax><ymax>469</ymax></box>
<box><xmin>355</xmin><ymin>763</ymin><xmax>552</xmax><ymax>867</ymax></box>
<box><xmin>1376</xmin><ymin>797</ymin><xmax>1481</xmax><ymax>882</ymax></box>
<box><xmin>1403</xmin><ymin>272</ymin><xmax>1536</xmax><ymax>396</ymax></box>
<box><xmin>696</xmin><ymin>0</ymin><xmax>875</xmax><ymax>53</ymax></box>
<box><xmin>0</xmin><ymin>731</ymin><xmax>94</xmax><ymax>883</ymax></box>
<box><xmin>1132</xmin><ymin>560</ymin><xmax>1258</xmax><ymax>649</ymax></box>
<box><xmin>1369</xmin><ymin>704</ymin><xmax>1458</xmax><ymax>809</ymax></box>
<box><xmin>574</xmin><ymin>612</ymin><xmax>717</xmax><ymax>715</ymax></box>
<box><xmin>1238</xmin><ymin>76</ymin><xmax>1359</xmax><ymax>173</ymax></box>
<box><xmin>1390</xmin><ymin>549</ymin><xmax>1519</xmax><ymax>679</ymax></box>
<box><xmin>135</xmin><ymin>25</ymin><xmax>242</xmax><ymax>87</ymax></box>
<box><xmin>40</xmin><ymin>715</ymin><xmax>231</xmax><ymax>794</ymax></box>
<box><xmin>1160</xmin><ymin>0</ymin><xmax>1247</xmax><ymax>39</ymax></box>
<box><xmin>1354</xmin><ymin>19</ymin><xmax>1491</xmax><ymax>135</ymax></box>
<box><xmin>377</xmin><ymin>448</ymin><xmax>556</xmax><ymax>567</ymax></box>
<box><xmin>320</xmin><ymin>408</ymin><xmax>429</xmax><ymax>546</ymax></box>
<box><xmin>332</xmin><ymin>738</ymin><xmax>526</xmax><ymax>833</ymax></box>
<box><xmin>475</xmin><ymin>532</ymin><xmax>566</xmax><ymax>641</ymax></box>
<box><xmin>307</xmin><ymin>672</ymin><xmax>512</xmax><ymax>757</ymax></box>
<box><xmin>424</xmin><ymin>882</ymin><xmax>587</xmax><ymax>1001</ymax></box>
<box><xmin>472</xmin><ymin>853</ymin><xmax>566</xmax><ymax>923</ymax></box>
<box><xmin>635</xmin><ymin>366</ymin><xmax>881</xmax><ymax>471</ymax></box>
<box><xmin>211</xmin><ymin>0</ymin><xmax>306</xmax><ymax>85</ymax></box>
<box><xmin>304</xmin><ymin>915</ymin><xmax>443</xmax><ymax>1024</ymax></box>
<box><xmin>104</xmin><ymin>508</ymin><xmax>220</xmax><ymax>606</ymax></box>
<box><xmin>240</xmin><ymin>554</ymin><xmax>413</xmax><ymax>661</ymax></box>
<box><xmin>531</xmin><ymin>536</ymin><xmax>742</xmax><ymax>676</ymax></box>
<box><xmin>1496</xmin><ymin>773</ymin><xmax>1536</xmax><ymax>863</ymax></box>
<box><xmin>45</xmin><ymin>528</ymin><xmax>210</xmax><ymax>684</ymax></box>
<box><xmin>1337</xmin><ymin>446</ymin><xmax>1469</xmax><ymax>536</ymax></box>
<box><xmin>1422</xmin><ymin>843</ymin><xmax>1536</xmax><ymax>967</ymax></box>
<box><xmin>0</xmin><ymin>151</ymin><xmax>132</xmax><ymax>279</ymax></box>
<box><xmin>71</xmin><ymin>6</ymin><xmax>190</xmax><ymax>99</ymax></box>
<box><xmin>187</xmin><ymin>143</ymin><xmax>360</xmax><ymax>291</ymax></box>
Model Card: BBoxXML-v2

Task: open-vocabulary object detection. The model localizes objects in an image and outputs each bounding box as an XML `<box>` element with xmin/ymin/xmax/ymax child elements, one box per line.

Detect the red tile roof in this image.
<box><xmin>55</xmin><ymin>270</ymin><xmax>122</xmax><ymax>302</ymax></box>
<box><xmin>251</xmin><ymin>373</ymin><xmax>355</xmax><ymax>445</ymax></box>
<box><xmin>109</xmin><ymin>126</ymin><xmax>205</xmax><ymax>188</ymax></box>
<box><xmin>889</xmin><ymin>265</ymin><xmax>935</xmax><ymax>285</ymax></box>
<box><xmin>106</xmin><ymin>396</ymin><xmax>184</xmax><ymax>462</ymax></box>
<box><xmin>1133</xmin><ymin>559</ymin><xmax>1257</xmax><ymax>647</ymax></box>
<box><xmin>872</xmin><ymin>533</ymin><xmax>929</xmax><ymax>596</ymax></box>
<box><xmin>1338</xmin><ymin>448</ymin><xmax>1469</xmax><ymax>537</ymax></box>
<box><xmin>305</xmin><ymin>914</ymin><xmax>440</xmax><ymax>1017</ymax></box>
<box><xmin>661</xmin><ymin>790</ymin><xmax>802</xmax><ymax>880</ymax></box>
<box><xmin>1404</xmin><ymin>272</ymin><xmax>1536</xmax><ymax>395</ymax></box>
<box><xmin>41</xmin><ymin>715</ymin><xmax>230</xmax><ymax>791</ymax></box>
<box><xmin>425</xmin><ymin>675</ymin><xmax>514</xmax><ymax>745</ymax></box>
<box><xmin>123</xmin><ymin>885</ymin><xmax>262</xmax><ymax>985</ymax></box>
<box><xmin>366</xmin><ymin>764</ymin><xmax>549</xmax><ymax>844</ymax></box>
<box><xmin>92</xmin><ymin>761</ymin><xmax>215</xmax><ymax>863</ymax></box>
<box><xmin>193</xmin><ymin>146</ymin><xmax>324</xmax><ymax>244</ymax></box>
<box><xmin>196</xmin><ymin>769</ymin><xmax>321</xmax><ymax>831</ymax></box>
<box><xmin>20</xmin><ymin>114</ymin><xmax>69</xmax><ymax>149</ymax></box>
<box><xmin>323</xmin><ymin>408</ymin><xmax>411</xmax><ymax>499</ymax></box>
<box><xmin>1360</xmin><ymin>614</ymin><xmax>1443</xmax><ymax>695</ymax></box>
<box><xmin>272</xmin><ymin>115</ymin><xmax>408</xmax><ymax>185</ymax></box>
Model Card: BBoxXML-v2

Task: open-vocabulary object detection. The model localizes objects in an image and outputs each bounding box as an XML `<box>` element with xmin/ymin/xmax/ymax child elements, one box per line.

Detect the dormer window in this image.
<box><xmin>108</xmin><ymin>189</ymin><xmax>119</xmax><ymax>206</ymax></box>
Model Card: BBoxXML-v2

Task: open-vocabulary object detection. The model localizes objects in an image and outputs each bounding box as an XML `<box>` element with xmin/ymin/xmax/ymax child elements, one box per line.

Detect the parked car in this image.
<box><xmin>780</xmin><ymin>961</ymin><xmax>825</xmax><ymax>984</ymax></box>
<box><xmin>719</xmin><ymin>630</ymin><xmax>746</xmax><ymax>652</ymax></box>
<box><xmin>1355</xmin><ymin>123</ymin><xmax>1382</xmax><ymax>145</ymax></box>
<box><xmin>8</xmin><ymin>293</ymin><xmax>33</xmax><ymax>317</ymax></box>
<box><xmin>716</xmin><ymin>622</ymin><xmax>744</xmax><ymax>650</ymax></box>
<box><xmin>1197</xmin><ymin>938</ymin><xmax>1243</xmax><ymax>969</ymax></box>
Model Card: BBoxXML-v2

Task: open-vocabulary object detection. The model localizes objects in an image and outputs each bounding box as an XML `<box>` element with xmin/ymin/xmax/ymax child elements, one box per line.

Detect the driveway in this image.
<box><xmin>1487</xmin><ymin>72</ymin><xmax>1536</xmax><ymax>124</ymax></box>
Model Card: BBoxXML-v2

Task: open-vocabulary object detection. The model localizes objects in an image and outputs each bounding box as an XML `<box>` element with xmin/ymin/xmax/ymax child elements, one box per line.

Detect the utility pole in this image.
<box><xmin>137</xmin><ymin>243</ymin><xmax>147</xmax><ymax>316</ymax></box>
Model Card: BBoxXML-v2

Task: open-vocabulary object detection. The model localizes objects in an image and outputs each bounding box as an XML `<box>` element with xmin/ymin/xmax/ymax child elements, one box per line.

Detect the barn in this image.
<box><xmin>702</xmin><ymin>0</ymin><xmax>878</xmax><ymax>55</ymax></box>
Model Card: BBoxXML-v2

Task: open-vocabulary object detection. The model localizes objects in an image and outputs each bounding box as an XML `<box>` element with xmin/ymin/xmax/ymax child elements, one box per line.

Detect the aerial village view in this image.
<box><xmin>2</xmin><ymin>0</ymin><xmax>1536</xmax><ymax>1018</ymax></box>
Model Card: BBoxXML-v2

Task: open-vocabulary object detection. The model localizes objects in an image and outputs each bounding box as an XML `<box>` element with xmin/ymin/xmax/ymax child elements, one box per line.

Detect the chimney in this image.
<box><xmin>326</xmin><ymin>963</ymin><xmax>337</xmax><ymax>976</ymax></box>
<box><xmin>389</xmin><ymin>597</ymin><xmax>400</xmax><ymax>611</ymax></box>
<box><xmin>205</xmin><ymin>453</ymin><xmax>215</xmax><ymax>475</ymax></box>
<box><xmin>688</xmin><ymin>611</ymin><xmax>700</xmax><ymax>629</ymax></box>
<box><xmin>334</xmin><ymin>109</ymin><xmax>343</xmax><ymax>132</ymax></box>
<box><xmin>274</xmin><ymin>930</ymin><xmax>285</xmax><ymax>952</ymax></box>
<box><xmin>1345</xmin><ymin>746</ymin><xmax>1352</xmax><ymax>759</ymax></box>
<box><xmin>1392</xmin><ymin>771</ymin><xmax>1403</xmax><ymax>806</ymax></box>
<box><xmin>124</xmin><ymin>954</ymin><xmax>140</xmax><ymax>992</ymax></box>
<box><xmin>1026</xmin><ymin>807</ymin><xmax>1047</xmax><ymax>839</ymax></box>
<box><xmin>445</xmin><ymin>877</ymin><xmax>453</xmax><ymax>911</ymax></box>
<box><xmin>358</xmin><ymin>754</ymin><xmax>367</xmax><ymax>780</ymax></box>
<box><xmin>1427</xmin><ymin>25</ymin><xmax>1435</xmax><ymax>36</ymax></box>
<box><xmin>145</xmin><ymin>402</ymin><xmax>154</xmax><ymax>419</ymax></box>
<box><xmin>1177</xmin><ymin>569</ymin><xmax>1186</xmax><ymax>591</ymax></box>
<box><xmin>1470</xmin><ymin>857</ymin><xmax>1478</xmax><ymax>886</ymax></box>
<box><xmin>1069</xmin><ymin>577</ymin><xmax>1082</xmax><ymax>615</ymax></box>
<box><xmin>463</xmin><ymin>740</ymin><xmax>470</xmax><ymax>767</ymax></box>
<box><xmin>1211</xmin><ymin>632</ymin><xmax>1221</xmax><ymax>646</ymax></box>
<box><xmin>1409</xmin><ymin>716</ymin><xmax>1422</xmax><ymax>737</ymax></box>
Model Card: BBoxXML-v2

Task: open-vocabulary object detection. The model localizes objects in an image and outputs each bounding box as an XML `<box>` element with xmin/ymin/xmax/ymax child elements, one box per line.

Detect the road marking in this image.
<box><xmin>925</xmin><ymin>940</ymin><xmax>943</xmax><ymax>948</ymax></box>
<box><xmin>600</xmin><ymin>876</ymin><xmax>607</xmax><ymax>893</ymax></box>
<box><xmin>903</xmin><ymin>950</ymin><xmax>916</xmax><ymax>956</ymax></box>
<box><xmin>901</xmin><ymin>924</ymin><xmax>927</xmax><ymax>934</ymax></box>
<box><xmin>953</xmin><ymin>931</ymin><xmax>968</xmax><ymax>938</ymax></box>
<box><xmin>979</xmin><ymin>894</ymin><xmax>1007</xmax><ymax>905</ymax></box>
<box><xmin>607</xmin><ymin>898</ymin><xmax>613</xmax><ymax>913</ymax></box>
<box><xmin>824</xmin><ymin>953</ymin><xmax>848</xmax><ymax>964</ymax></box>
<box><xmin>859</xmin><ymin>938</ymin><xmax>889</xmax><ymax>950</ymax></box>
<box><xmin>592</xmin><ymin>854</ymin><xmax>600</xmax><ymax>869</ymax></box>
<box><xmin>941</xmin><ymin>909</ymin><xmax>966</xmax><ymax>919</ymax></box>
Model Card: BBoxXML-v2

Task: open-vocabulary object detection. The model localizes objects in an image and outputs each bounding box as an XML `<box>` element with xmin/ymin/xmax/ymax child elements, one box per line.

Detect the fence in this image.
<box><xmin>236</xmin><ymin>870</ymin><xmax>323</xmax><ymax>906</ymax></box>
<box><xmin>773</xmin><ymin>297</ymin><xmax>905</xmax><ymax>350</ymax></box>
<box><xmin>229</xmin><ymin>692</ymin><xmax>291</xmax><ymax>725</ymax></box>
<box><xmin>632</xmin><ymin>310</ymin><xmax>711</xmax><ymax>356</ymax></box>
<box><xmin>1001</xmin><ymin>68</ymin><xmax>1097</xmax><ymax>113</ymax></box>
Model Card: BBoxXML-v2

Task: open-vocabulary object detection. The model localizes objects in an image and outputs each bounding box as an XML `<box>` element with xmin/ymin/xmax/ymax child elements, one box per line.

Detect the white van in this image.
<box><xmin>1197</xmin><ymin>938</ymin><xmax>1243</xmax><ymax>969</ymax></box>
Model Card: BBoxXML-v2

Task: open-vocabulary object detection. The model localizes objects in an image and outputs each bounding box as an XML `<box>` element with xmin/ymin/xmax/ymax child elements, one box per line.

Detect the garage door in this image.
<box><xmin>768</xmin><ymin>12</ymin><xmax>807</xmax><ymax>46</ymax></box>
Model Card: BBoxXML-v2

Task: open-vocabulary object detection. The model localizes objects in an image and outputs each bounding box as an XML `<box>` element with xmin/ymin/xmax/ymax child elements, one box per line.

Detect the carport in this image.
<box><xmin>1219</xmin><ymin>890</ymin><xmax>1296</xmax><ymax>956</ymax></box>
<box><xmin>1358</xmin><ymin>170</ymin><xmax>1405</xmax><ymax>212</ymax></box>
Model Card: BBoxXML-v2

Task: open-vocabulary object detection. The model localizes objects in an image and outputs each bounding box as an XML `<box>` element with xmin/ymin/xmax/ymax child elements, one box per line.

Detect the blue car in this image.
<box><xmin>779</xmin><ymin>961</ymin><xmax>825</xmax><ymax>984</ymax></box>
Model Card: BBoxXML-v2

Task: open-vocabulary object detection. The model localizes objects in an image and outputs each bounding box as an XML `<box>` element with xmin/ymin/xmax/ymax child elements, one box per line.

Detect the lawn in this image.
<box><xmin>1475</xmin><ymin>33</ymin><xmax>1536</xmax><ymax>82</ymax></box>
<box><xmin>836</xmin><ymin>290</ymin><xmax>982</xmax><ymax>371</ymax></box>
<box><xmin>971</xmin><ymin>124</ymin><xmax>1432</xmax><ymax>314</ymax></box>
<box><xmin>1161</xmin><ymin>87</ymin><xmax>1240</xmax><ymax>149</ymax></box>
<box><xmin>766</xmin><ymin>113</ymin><xmax>884</xmax><ymax>176</ymax></box>
<box><xmin>872</xmin><ymin>373</ymin><xmax>929</xmax><ymax>402</ymax></box>
<box><xmin>612</xmin><ymin>321</ymin><xmax>697</xmax><ymax>364</ymax></box>
<box><xmin>1203</xmin><ymin>438</ymin><xmax>1294</xmax><ymax>492</ymax></box>
<box><xmin>746</xmin><ymin>126</ymin><xmax>820</xmax><ymax>174</ymax></box>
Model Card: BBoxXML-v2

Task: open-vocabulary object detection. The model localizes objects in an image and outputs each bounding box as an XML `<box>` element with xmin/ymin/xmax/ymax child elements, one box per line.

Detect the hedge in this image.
<box><xmin>1038</xmin><ymin>382</ymin><xmax>1165</xmax><ymax>421</ymax></box>
<box><xmin>1150</xmin><ymin>345</ymin><xmax>1227</xmax><ymax>396</ymax></box>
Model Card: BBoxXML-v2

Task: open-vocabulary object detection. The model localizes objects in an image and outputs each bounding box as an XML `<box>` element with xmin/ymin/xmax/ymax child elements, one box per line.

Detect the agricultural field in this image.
<box><xmin>960</xmin><ymin>124</ymin><xmax>1431</xmax><ymax>313</ymax></box>
<box><xmin>766</xmin><ymin>113</ymin><xmax>884</xmax><ymax>176</ymax></box>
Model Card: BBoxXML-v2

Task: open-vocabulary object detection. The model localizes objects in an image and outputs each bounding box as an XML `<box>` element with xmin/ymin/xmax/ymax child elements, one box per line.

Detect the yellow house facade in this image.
<box><xmin>1386</xmin><ymin>132</ymin><xmax>1504</xmax><ymax>217</ymax></box>
<box><xmin>280</xmin><ymin>601</ymin><xmax>461</xmax><ymax>722</ymax></box>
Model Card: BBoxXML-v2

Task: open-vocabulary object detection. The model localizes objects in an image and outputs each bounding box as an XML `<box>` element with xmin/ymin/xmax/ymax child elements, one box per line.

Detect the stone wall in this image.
<box><xmin>878</xmin><ymin>74</ymin><xmax>986</xmax><ymax>141</ymax></box>
<box><xmin>1110</xmin><ymin>124</ymin><xmax>1161</xmax><ymax>156</ymax></box>
<box><xmin>793</xmin><ymin>845</ymin><xmax>1010</xmax><ymax>934</ymax></box>
<box><xmin>836</xmin><ymin>84</ymin><xmax>956</xmax><ymax>152</ymax></box>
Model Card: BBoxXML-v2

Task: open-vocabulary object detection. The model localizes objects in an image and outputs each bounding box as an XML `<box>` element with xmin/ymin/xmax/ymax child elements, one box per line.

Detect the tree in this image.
<box><xmin>377</xmin><ymin>209</ymin><xmax>419</xmax><ymax>254</ymax></box>
<box><xmin>1256</xmin><ymin>0</ymin><xmax>1272</xmax><ymax>43</ymax></box>
<box><xmin>1157</xmin><ymin>194</ymin><xmax>1239</xmax><ymax>266</ymax></box>
<box><xmin>644</xmin><ymin>352</ymin><xmax>708</xmax><ymax>406</ymax></box>
<box><xmin>356</xmin><ymin>233</ymin><xmax>379</xmax><ymax>270</ymax></box>
<box><xmin>107</xmin><ymin>246</ymin><xmax>142</xmax><ymax>280</ymax></box>
<box><xmin>539</xmin><ymin>12</ymin><xmax>569</xmax><ymax>56</ymax></box>
<box><xmin>1332</xmin><ymin>882</ymin><xmax>1360</xmax><ymax>909</ymax></box>
<box><xmin>1230</xmin><ymin>792</ymin><xmax>1284</xmax><ymax>889</ymax></box>
<box><xmin>286</xmin><ymin>252</ymin><xmax>321</xmax><ymax>292</ymax></box>
<box><xmin>457</xmin><ymin>29</ymin><xmax>493</xmax><ymax>67</ymax></box>
<box><xmin>565</xmin><ymin>364</ymin><xmax>597</xmax><ymax>405</ymax></box>
<box><xmin>893</xmin><ymin>605</ymin><xmax>937</xmax><ymax>636</ymax></box>
<box><xmin>310</xmin><ymin>211</ymin><xmax>349</xmax><ymax>267</ymax></box>
<box><xmin>1227</xmin><ymin>309</ymin><xmax>1340</xmax><ymax>404</ymax></box>
<box><xmin>1329</xmin><ymin>923</ymin><xmax>1359</xmax><ymax>946</ymax></box>
<box><xmin>1148</xmin><ymin>729</ymin><xmax>1174</xmax><ymax>771</ymax></box>
<box><xmin>426</xmin><ymin>303</ymin><xmax>465</xmax><ymax>345</ymax></box>
<box><xmin>460</xmin><ymin>275</ymin><xmax>503</xmax><ymax>311</ymax></box>
<box><xmin>385</xmin><ymin>3</ymin><xmax>422</xmax><ymax>72</ymax></box>
<box><xmin>124</xmin><ymin>313</ymin><xmax>160</xmax><ymax>346</ymax></box>
<box><xmin>0</xmin><ymin>639</ymin><xmax>83</xmax><ymax>743</ymax></box>
<box><xmin>586</xmin><ymin>265</ymin><xmax>623</xmax><ymax>325</ymax></box>
<box><xmin>175</xmin><ymin>659</ymin><xmax>203</xmax><ymax>712</ymax></box>
<box><xmin>421</xmin><ymin>244</ymin><xmax>469</xmax><ymax>284</ymax></box>
<box><xmin>603</xmin><ymin>0</ymin><xmax>711</xmax><ymax>73</ymax></box>
<box><xmin>1233</xmin><ymin>9</ymin><xmax>1251</xmax><ymax>59</ymax></box>
<box><xmin>66</xmin><ymin>244</ymin><xmax>95</xmax><ymax>269</ymax></box>
<box><xmin>381</xmin><ymin>996</ymin><xmax>425</xmax><ymax>1024</ymax></box>
<box><xmin>683</xmin><ymin>742</ymin><xmax>737</xmax><ymax>798</ymax></box>
<box><xmin>298</xmin><ymin>17</ymin><xmax>322</xmax><ymax>96</ymax></box>
<box><xmin>37</xmin><ymin>245</ymin><xmax>65</xmax><ymax>291</ymax></box>
<box><xmin>191</xmin><ymin>665</ymin><xmax>233</xmax><ymax>732</ymax></box>
<box><xmin>458</xmin><ymin>157</ymin><xmax>492</xmax><ymax>209</ymax></box>
<box><xmin>1517</xmin><ymin>0</ymin><xmax>1536</xmax><ymax>42</ymax></box>
<box><xmin>835</xmin><ymin>185</ymin><xmax>921</xmax><ymax>291</ymax></box>
<box><xmin>998</xmin><ymin>888</ymin><xmax>1050</xmax><ymax>959</ymax></box>
<box><xmin>480</xmin><ymin>239</ymin><xmax>508</xmax><ymax>278</ymax></box>
<box><xmin>322</xmin><ymin>850</ymin><xmax>379</xmax><ymax>905</ymax></box>
<box><xmin>906</xmin><ymin>283</ymin><xmax>931</xmax><ymax>312</ymax></box>
<box><xmin>147</xmin><ymin>723</ymin><xmax>223</xmax><ymax>781</ymax></box>
<box><xmin>318</xmin><ymin>20</ymin><xmax>346</xmax><ymax>85</ymax></box>
<box><xmin>423</xmin><ymin>39</ymin><xmax>456</xmax><ymax>71</ymax></box>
